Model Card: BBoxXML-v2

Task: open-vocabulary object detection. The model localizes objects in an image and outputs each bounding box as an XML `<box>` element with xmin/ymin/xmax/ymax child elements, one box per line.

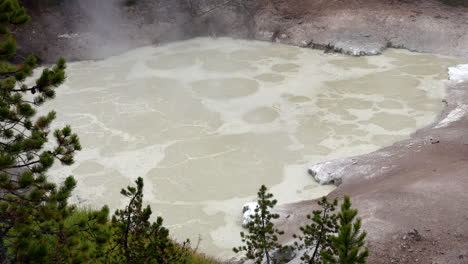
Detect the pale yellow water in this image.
<box><xmin>43</xmin><ymin>38</ymin><xmax>458</xmax><ymax>258</ymax></box>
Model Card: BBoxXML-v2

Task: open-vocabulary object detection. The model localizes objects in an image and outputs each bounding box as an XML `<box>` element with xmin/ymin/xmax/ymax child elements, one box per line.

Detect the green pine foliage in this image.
<box><xmin>233</xmin><ymin>185</ymin><xmax>285</xmax><ymax>264</ymax></box>
<box><xmin>294</xmin><ymin>197</ymin><xmax>339</xmax><ymax>264</ymax></box>
<box><xmin>0</xmin><ymin>0</ymin><xmax>111</xmax><ymax>263</ymax></box>
<box><xmin>235</xmin><ymin>193</ymin><xmax>370</xmax><ymax>264</ymax></box>
<box><xmin>105</xmin><ymin>177</ymin><xmax>191</xmax><ymax>264</ymax></box>
<box><xmin>0</xmin><ymin>2</ymin><xmax>223</xmax><ymax>263</ymax></box>
<box><xmin>321</xmin><ymin>196</ymin><xmax>369</xmax><ymax>264</ymax></box>
<box><xmin>64</xmin><ymin>204</ymin><xmax>221</xmax><ymax>264</ymax></box>
<box><xmin>0</xmin><ymin>0</ymin><xmax>29</xmax><ymax>60</ymax></box>
<box><xmin>0</xmin><ymin>2</ymin><xmax>369</xmax><ymax>263</ymax></box>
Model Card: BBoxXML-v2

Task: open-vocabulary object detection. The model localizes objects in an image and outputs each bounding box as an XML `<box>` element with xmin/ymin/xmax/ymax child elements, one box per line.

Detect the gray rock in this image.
<box><xmin>271</xmin><ymin>247</ymin><xmax>297</xmax><ymax>264</ymax></box>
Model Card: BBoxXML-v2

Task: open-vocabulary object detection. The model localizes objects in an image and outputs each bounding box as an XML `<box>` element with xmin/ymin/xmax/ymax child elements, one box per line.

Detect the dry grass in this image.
<box><xmin>186</xmin><ymin>252</ymin><xmax>223</xmax><ymax>264</ymax></box>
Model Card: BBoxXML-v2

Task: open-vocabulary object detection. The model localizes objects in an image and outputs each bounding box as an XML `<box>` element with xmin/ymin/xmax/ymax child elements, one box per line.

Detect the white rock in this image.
<box><xmin>448</xmin><ymin>64</ymin><xmax>468</xmax><ymax>82</ymax></box>
<box><xmin>58</xmin><ymin>33</ymin><xmax>79</xmax><ymax>39</ymax></box>
<box><xmin>242</xmin><ymin>202</ymin><xmax>258</xmax><ymax>227</ymax></box>
<box><xmin>308</xmin><ymin>160</ymin><xmax>350</xmax><ymax>185</ymax></box>
<box><xmin>435</xmin><ymin>104</ymin><xmax>468</xmax><ymax>128</ymax></box>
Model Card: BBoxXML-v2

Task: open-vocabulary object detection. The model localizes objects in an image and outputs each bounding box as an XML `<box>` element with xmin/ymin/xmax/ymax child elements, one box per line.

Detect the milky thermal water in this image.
<box><xmin>42</xmin><ymin>38</ymin><xmax>458</xmax><ymax>258</ymax></box>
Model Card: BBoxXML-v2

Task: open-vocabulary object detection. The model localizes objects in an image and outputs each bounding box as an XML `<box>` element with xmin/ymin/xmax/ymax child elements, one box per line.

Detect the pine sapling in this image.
<box><xmin>233</xmin><ymin>185</ymin><xmax>285</xmax><ymax>264</ymax></box>
<box><xmin>108</xmin><ymin>177</ymin><xmax>189</xmax><ymax>264</ymax></box>
<box><xmin>294</xmin><ymin>196</ymin><xmax>338</xmax><ymax>264</ymax></box>
<box><xmin>321</xmin><ymin>196</ymin><xmax>369</xmax><ymax>264</ymax></box>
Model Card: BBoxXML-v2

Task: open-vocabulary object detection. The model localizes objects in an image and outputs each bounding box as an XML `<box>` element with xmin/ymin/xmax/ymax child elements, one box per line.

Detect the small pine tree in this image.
<box><xmin>321</xmin><ymin>196</ymin><xmax>369</xmax><ymax>264</ymax></box>
<box><xmin>294</xmin><ymin>196</ymin><xmax>338</xmax><ymax>264</ymax></box>
<box><xmin>233</xmin><ymin>185</ymin><xmax>285</xmax><ymax>264</ymax></box>
<box><xmin>0</xmin><ymin>1</ymin><xmax>110</xmax><ymax>262</ymax></box>
<box><xmin>107</xmin><ymin>177</ymin><xmax>190</xmax><ymax>264</ymax></box>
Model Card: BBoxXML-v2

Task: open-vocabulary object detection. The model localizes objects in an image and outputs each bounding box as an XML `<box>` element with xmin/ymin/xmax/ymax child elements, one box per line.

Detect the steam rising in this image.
<box><xmin>62</xmin><ymin>0</ymin><xmax>143</xmax><ymax>58</ymax></box>
<box><xmin>57</xmin><ymin>0</ymin><xmax>194</xmax><ymax>59</ymax></box>
<box><xmin>43</xmin><ymin>0</ymin><xmax>253</xmax><ymax>60</ymax></box>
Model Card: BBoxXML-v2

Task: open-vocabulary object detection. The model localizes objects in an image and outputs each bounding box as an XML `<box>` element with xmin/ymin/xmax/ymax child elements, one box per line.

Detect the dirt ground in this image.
<box><xmin>275</xmin><ymin>80</ymin><xmax>468</xmax><ymax>264</ymax></box>
<box><xmin>265</xmin><ymin>1</ymin><xmax>468</xmax><ymax>263</ymax></box>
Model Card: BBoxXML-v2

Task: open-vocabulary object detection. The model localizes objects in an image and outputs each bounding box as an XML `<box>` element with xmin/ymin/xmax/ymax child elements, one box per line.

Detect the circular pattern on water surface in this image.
<box><xmin>191</xmin><ymin>78</ymin><xmax>259</xmax><ymax>99</ymax></box>
<box><xmin>243</xmin><ymin>107</ymin><xmax>279</xmax><ymax>124</ymax></box>
<box><xmin>43</xmin><ymin>37</ymin><xmax>461</xmax><ymax>259</ymax></box>
<box><xmin>272</xmin><ymin>63</ymin><xmax>300</xmax><ymax>72</ymax></box>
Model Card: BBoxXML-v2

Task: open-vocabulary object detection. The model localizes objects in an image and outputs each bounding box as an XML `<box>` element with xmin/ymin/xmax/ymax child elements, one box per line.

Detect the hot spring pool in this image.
<box><xmin>43</xmin><ymin>37</ymin><xmax>458</xmax><ymax>258</ymax></box>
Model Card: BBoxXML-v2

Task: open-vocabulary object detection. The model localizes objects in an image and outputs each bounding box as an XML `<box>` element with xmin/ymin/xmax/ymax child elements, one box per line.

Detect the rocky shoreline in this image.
<box><xmin>16</xmin><ymin>0</ymin><xmax>468</xmax><ymax>63</ymax></box>
<box><xmin>274</xmin><ymin>69</ymin><xmax>468</xmax><ymax>264</ymax></box>
<box><xmin>16</xmin><ymin>0</ymin><xmax>468</xmax><ymax>263</ymax></box>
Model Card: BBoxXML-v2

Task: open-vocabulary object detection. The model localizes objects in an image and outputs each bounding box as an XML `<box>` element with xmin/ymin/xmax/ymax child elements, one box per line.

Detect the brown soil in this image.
<box><xmin>254</xmin><ymin>0</ymin><xmax>468</xmax><ymax>58</ymax></box>
<box><xmin>263</xmin><ymin>1</ymin><xmax>468</xmax><ymax>263</ymax></box>
<box><xmin>276</xmin><ymin>81</ymin><xmax>468</xmax><ymax>264</ymax></box>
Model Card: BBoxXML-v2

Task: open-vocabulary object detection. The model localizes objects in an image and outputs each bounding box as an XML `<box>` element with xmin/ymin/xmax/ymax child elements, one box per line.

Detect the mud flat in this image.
<box><xmin>40</xmin><ymin>38</ymin><xmax>459</xmax><ymax>259</ymax></box>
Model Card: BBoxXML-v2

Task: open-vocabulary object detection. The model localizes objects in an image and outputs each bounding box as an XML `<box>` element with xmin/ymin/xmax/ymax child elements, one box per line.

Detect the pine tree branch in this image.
<box><xmin>9</xmin><ymin>159</ymin><xmax>40</xmax><ymax>168</ymax></box>
<box><xmin>0</xmin><ymin>71</ymin><xmax>19</xmax><ymax>78</ymax></box>
<box><xmin>9</xmin><ymin>85</ymin><xmax>37</xmax><ymax>92</ymax></box>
